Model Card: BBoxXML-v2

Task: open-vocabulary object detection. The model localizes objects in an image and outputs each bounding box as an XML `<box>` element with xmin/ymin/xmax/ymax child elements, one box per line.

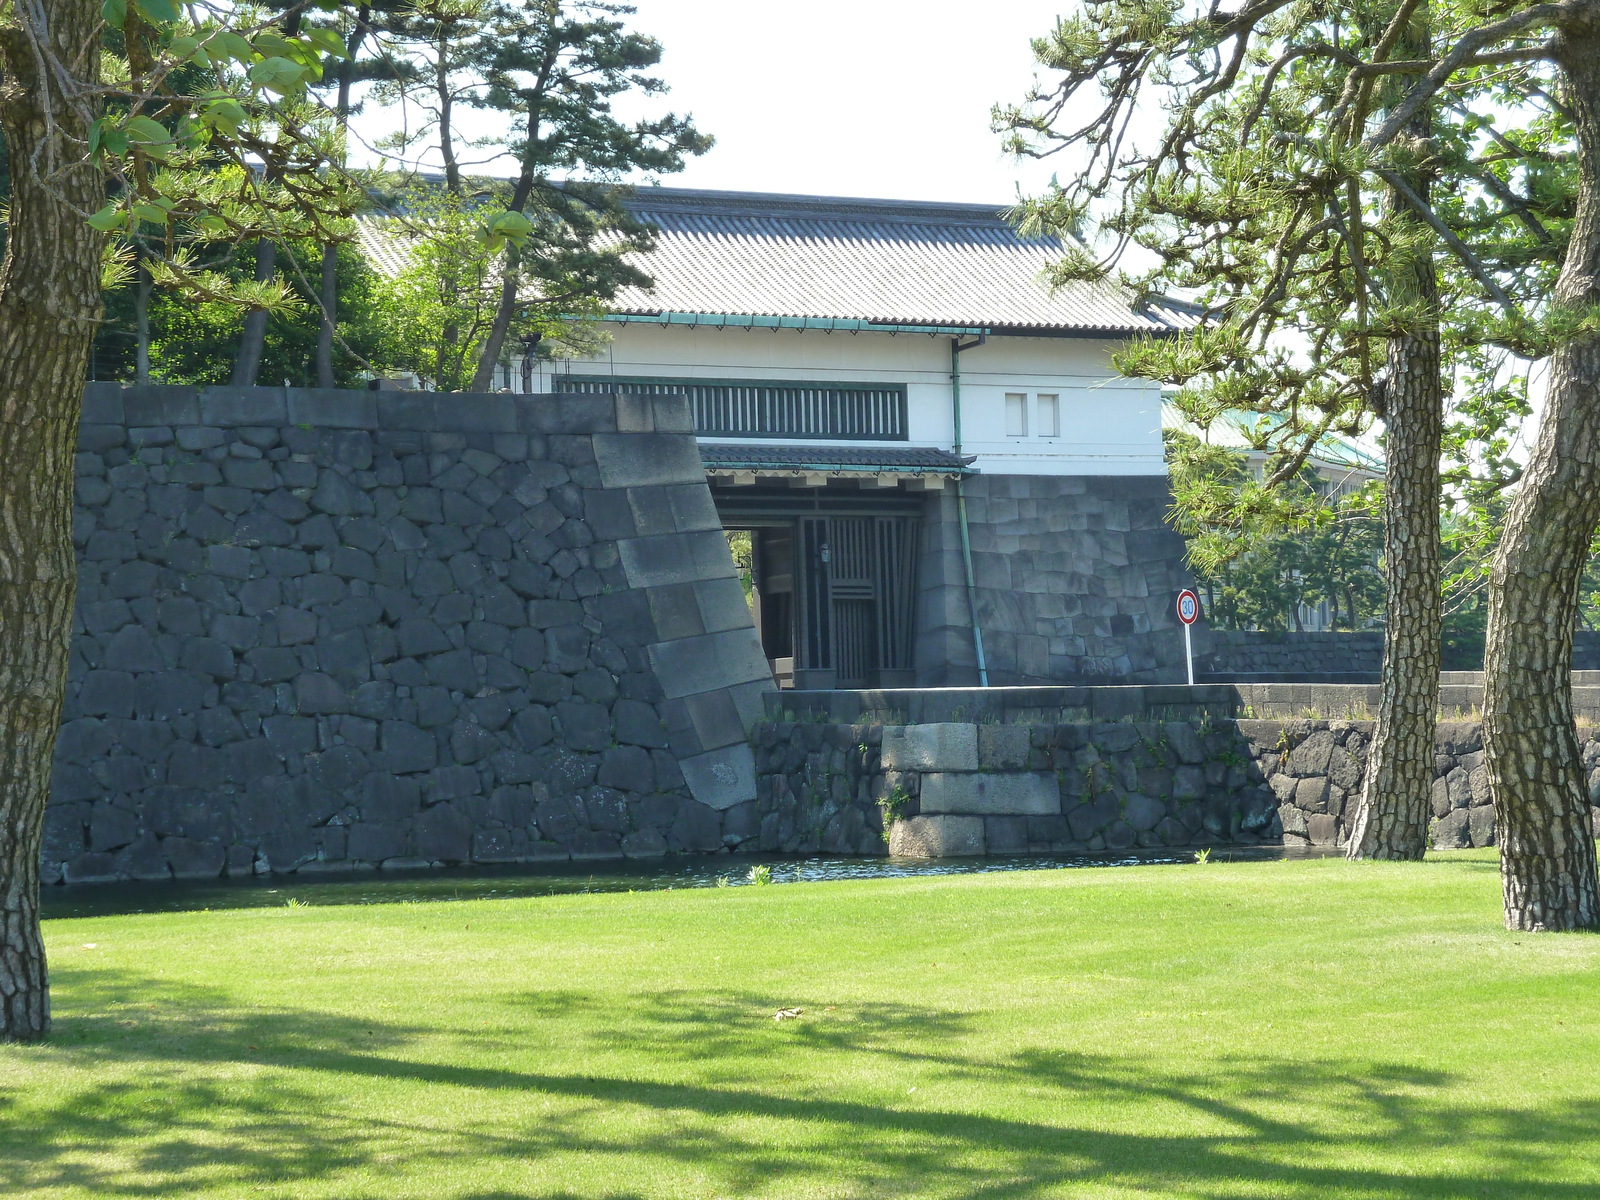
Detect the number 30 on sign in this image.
<box><xmin>1176</xmin><ymin>589</ymin><xmax>1200</xmax><ymax>684</ymax></box>
<box><xmin>1176</xmin><ymin>590</ymin><xmax>1199</xmax><ymax>626</ymax></box>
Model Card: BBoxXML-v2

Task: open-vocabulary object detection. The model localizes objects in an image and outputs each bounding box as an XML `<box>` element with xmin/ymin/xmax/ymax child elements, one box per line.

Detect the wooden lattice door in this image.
<box><xmin>797</xmin><ymin>516</ymin><xmax>918</xmax><ymax>687</ymax></box>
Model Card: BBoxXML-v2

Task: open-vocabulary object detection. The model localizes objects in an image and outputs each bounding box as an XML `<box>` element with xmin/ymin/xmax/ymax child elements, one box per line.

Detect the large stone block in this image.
<box><xmin>618</xmin><ymin>529</ymin><xmax>738</xmax><ymax>590</ymax></box>
<box><xmin>648</xmin><ymin>628</ymin><xmax>770</xmax><ymax>700</ymax></box>
<box><xmin>592</xmin><ymin>432</ymin><xmax>703</xmax><ymax>489</ymax></box>
<box><xmin>880</xmin><ymin>724</ymin><xmax>979</xmax><ymax>772</ymax></box>
<box><xmin>919</xmin><ymin>771</ymin><xmax>1060</xmax><ymax>816</ymax></box>
<box><xmin>199</xmin><ymin>386</ymin><xmax>288</xmax><ymax>427</ymax></box>
<box><xmin>679</xmin><ymin>744</ymin><xmax>757</xmax><ymax>810</ymax></box>
<box><xmin>977</xmin><ymin>724</ymin><xmax>1031</xmax><ymax>770</ymax></box>
<box><xmin>888</xmin><ymin>814</ymin><xmax>984</xmax><ymax>858</ymax></box>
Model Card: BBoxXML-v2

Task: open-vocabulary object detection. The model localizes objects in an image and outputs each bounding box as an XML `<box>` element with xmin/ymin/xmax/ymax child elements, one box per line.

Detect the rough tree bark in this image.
<box><xmin>0</xmin><ymin>0</ymin><xmax>105</xmax><ymax>1040</ymax></box>
<box><xmin>1345</xmin><ymin>326</ymin><xmax>1442</xmax><ymax>859</ymax></box>
<box><xmin>1346</xmin><ymin>7</ymin><xmax>1443</xmax><ymax>861</ymax></box>
<box><xmin>1481</xmin><ymin>9</ymin><xmax>1600</xmax><ymax>933</ymax></box>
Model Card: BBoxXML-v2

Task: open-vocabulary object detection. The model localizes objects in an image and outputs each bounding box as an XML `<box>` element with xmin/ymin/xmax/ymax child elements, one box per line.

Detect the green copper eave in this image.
<box><xmin>592</xmin><ymin>311</ymin><xmax>991</xmax><ymax>336</ymax></box>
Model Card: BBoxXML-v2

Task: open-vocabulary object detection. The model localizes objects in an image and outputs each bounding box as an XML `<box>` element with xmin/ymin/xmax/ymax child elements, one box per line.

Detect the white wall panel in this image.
<box><xmin>518</xmin><ymin>324</ymin><xmax>1168</xmax><ymax>476</ymax></box>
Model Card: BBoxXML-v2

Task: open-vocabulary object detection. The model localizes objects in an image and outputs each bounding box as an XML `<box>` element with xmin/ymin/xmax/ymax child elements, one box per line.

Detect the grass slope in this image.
<box><xmin>4</xmin><ymin>852</ymin><xmax>1599</xmax><ymax>1199</ymax></box>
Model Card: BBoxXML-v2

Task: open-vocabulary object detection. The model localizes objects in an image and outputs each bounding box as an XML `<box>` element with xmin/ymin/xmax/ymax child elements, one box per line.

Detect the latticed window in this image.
<box><xmin>551</xmin><ymin>375</ymin><xmax>908</xmax><ymax>441</ymax></box>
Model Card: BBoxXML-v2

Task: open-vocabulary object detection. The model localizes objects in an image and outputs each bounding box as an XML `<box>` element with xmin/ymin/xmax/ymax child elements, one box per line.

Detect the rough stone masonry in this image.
<box><xmin>47</xmin><ymin>384</ymin><xmax>774</xmax><ymax>883</ymax></box>
<box><xmin>752</xmin><ymin>715</ymin><xmax>1600</xmax><ymax>858</ymax></box>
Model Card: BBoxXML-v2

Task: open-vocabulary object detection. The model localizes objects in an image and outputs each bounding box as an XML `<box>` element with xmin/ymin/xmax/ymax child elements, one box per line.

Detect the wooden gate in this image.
<box><xmin>798</xmin><ymin>516</ymin><xmax>918</xmax><ymax>687</ymax></box>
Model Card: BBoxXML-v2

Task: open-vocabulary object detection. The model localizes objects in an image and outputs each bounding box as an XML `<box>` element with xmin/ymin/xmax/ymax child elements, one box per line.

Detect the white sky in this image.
<box><xmin>350</xmin><ymin>0</ymin><xmax>1072</xmax><ymax>205</ymax></box>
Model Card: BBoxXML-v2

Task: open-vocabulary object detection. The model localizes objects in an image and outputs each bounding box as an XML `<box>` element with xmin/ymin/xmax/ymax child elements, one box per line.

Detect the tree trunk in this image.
<box><xmin>1345</xmin><ymin>6</ymin><xmax>1442</xmax><ymax>861</ymax></box>
<box><xmin>471</xmin><ymin>107</ymin><xmax>543</xmax><ymax>392</ymax></box>
<box><xmin>437</xmin><ymin>43</ymin><xmax>461</xmax><ymax>196</ymax></box>
<box><xmin>1480</xmin><ymin>12</ymin><xmax>1600</xmax><ymax>933</ymax></box>
<box><xmin>315</xmin><ymin>243</ymin><xmax>338</xmax><ymax>388</ymax></box>
<box><xmin>1345</xmin><ymin>327</ymin><xmax>1442</xmax><ymax>858</ymax></box>
<box><xmin>470</xmin><ymin>254</ymin><xmax>520</xmax><ymax>392</ymax></box>
<box><xmin>0</xmin><ymin>0</ymin><xmax>106</xmax><ymax>1041</ymax></box>
<box><xmin>315</xmin><ymin>7</ymin><xmax>369</xmax><ymax>390</ymax></box>
<box><xmin>135</xmin><ymin>251</ymin><xmax>152</xmax><ymax>384</ymax></box>
<box><xmin>232</xmin><ymin>239</ymin><xmax>276</xmax><ymax>385</ymax></box>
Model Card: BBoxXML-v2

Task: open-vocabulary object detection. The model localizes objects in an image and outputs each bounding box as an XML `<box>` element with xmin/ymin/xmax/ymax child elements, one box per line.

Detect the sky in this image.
<box><xmin>350</xmin><ymin>0</ymin><xmax>1074</xmax><ymax>206</ymax></box>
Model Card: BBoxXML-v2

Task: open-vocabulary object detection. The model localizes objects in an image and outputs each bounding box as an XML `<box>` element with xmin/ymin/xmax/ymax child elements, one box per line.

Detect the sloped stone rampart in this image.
<box><xmin>48</xmin><ymin>384</ymin><xmax>773</xmax><ymax>883</ymax></box>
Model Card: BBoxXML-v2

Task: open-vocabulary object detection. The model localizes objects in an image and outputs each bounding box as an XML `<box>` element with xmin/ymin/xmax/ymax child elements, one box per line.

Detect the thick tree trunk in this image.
<box><xmin>232</xmin><ymin>239</ymin><xmax>276</xmax><ymax>385</ymax></box>
<box><xmin>1345</xmin><ymin>5</ymin><xmax>1442</xmax><ymax>861</ymax></box>
<box><xmin>1346</xmin><ymin>326</ymin><xmax>1442</xmax><ymax>858</ymax></box>
<box><xmin>0</xmin><ymin>0</ymin><xmax>106</xmax><ymax>1040</ymax></box>
<box><xmin>1481</xmin><ymin>14</ymin><xmax>1600</xmax><ymax>933</ymax></box>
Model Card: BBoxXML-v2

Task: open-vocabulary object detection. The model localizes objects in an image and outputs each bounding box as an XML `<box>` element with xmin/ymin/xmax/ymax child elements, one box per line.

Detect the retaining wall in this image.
<box><xmin>47</xmin><ymin>384</ymin><xmax>773</xmax><ymax>884</ymax></box>
<box><xmin>771</xmin><ymin>682</ymin><xmax>1600</xmax><ymax>724</ymax></box>
<box><xmin>1197</xmin><ymin>628</ymin><xmax>1600</xmax><ymax>679</ymax></box>
<box><xmin>749</xmin><ymin>716</ymin><xmax>1600</xmax><ymax>858</ymax></box>
<box><xmin>1196</xmin><ymin>630</ymin><xmax>1384</xmax><ymax>679</ymax></box>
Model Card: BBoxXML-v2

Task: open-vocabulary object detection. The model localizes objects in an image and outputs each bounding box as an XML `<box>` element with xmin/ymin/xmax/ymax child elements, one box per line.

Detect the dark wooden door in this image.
<box><xmin>797</xmin><ymin>516</ymin><xmax>918</xmax><ymax>687</ymax></box>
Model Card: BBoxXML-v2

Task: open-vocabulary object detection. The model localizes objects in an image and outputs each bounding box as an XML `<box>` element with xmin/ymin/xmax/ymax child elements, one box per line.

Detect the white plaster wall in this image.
<box><xmin>517</xmin><ymin>323</ymin><xmax>1167</xmax><ymax>477</ymax></box>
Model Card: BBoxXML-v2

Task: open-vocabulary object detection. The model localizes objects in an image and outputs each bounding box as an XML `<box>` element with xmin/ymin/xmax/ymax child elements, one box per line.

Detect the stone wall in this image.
<box><xmin>48</xmin><ymin>384</ymin><xmax>773</xmax><ymax>884</ymax></box>
<box><xmin>1196</xmin><ymin>631</ymin><xmax>1384</xmax><ymax>679</ymax></box>
<box><xmin>748</xmin><ymin>723</ymin><xmax>888</xmax><ymax>855</ymax></box>
<box><xmin>750</xmin><ymin>716</ymin><xmax>1600</xmax><ymax>858</ymax></box>
<box><xmin>914</xmin><ymin>475</ymin><xmax>1193</xmax><ymax>686</ymax></box>
<box><xmin>1199</xmin><ymin>628</ymin><xmax>1600</xmax><ymax>678</ymax></box>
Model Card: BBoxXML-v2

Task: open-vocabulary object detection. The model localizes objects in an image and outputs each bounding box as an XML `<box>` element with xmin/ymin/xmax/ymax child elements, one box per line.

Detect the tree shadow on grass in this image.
<box><xmin>3</xmin><ymin>970</ymin><xmax>1598</xmax><ymax>1199</ymax></box>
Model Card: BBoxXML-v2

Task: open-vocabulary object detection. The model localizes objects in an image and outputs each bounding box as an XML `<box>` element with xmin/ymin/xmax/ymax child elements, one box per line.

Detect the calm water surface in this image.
<box><xmin>42</xmin><ymin>845</ymin><xmax>1334</xmax><ymax>919</ymax></box>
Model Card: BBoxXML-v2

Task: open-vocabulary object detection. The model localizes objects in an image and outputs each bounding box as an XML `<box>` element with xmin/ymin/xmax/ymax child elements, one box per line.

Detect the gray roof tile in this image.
<box><xmin>356</xmin><ymin>186</ymin><xmax>1198</xmax><ymax>335</ymax></box>
<box><xmin>614</xmin><ymin>188</ymin><xmax>1190</xmax><ymax>334</ymax></box>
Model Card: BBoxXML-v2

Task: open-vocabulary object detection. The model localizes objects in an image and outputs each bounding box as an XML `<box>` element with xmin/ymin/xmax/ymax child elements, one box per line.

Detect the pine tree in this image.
<box><xmin>998</xmin><ymin>0</ymin><xmax>1597</xmax><ymax>926</ymax></box>
<box><xmin>0</xmin><ymin>0</ymin><xmax>367</xmax><ymax>1039</ymax></box>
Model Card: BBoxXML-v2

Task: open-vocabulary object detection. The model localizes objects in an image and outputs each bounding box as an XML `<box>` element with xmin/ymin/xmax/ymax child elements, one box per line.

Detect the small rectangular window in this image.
<box><xmin>1005</xmin><ymin>393</ymin><xmax>1028</xmax><ymax>437</ymax></box>
<box><xmin>1036</xmin><ymin>393</ymin><xmax>1060</xmax><ymax>438</ymax></box>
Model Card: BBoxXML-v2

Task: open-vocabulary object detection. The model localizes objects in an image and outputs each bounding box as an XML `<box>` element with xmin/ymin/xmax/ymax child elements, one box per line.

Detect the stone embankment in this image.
<box><xmin>48</xmin><ymin>385</ymin><xmax>773</xmax><ymax>884</ymax></box>
<box><xmin>750</xmin><ymin>716</ymin><xmax>1600</xmax><ymax>858</ymax></box>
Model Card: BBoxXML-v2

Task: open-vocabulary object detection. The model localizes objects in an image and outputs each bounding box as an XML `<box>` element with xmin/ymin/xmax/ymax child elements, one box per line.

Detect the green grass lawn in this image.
<box><xmin>5</xmin><ymin>851</ymin><xmax>1599</xmax><ymax>1199</ymax></box>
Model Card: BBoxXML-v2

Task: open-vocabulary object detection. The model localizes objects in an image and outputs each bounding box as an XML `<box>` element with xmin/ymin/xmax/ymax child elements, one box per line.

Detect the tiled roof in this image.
<box><xmin>355</xmin><ymin>186</ymin><xmax>1197</xmax><ymax>336</ymax></box>
<box><xmin>355</xmin><ymin>218</ymin><xmax>413</xmax><ymax>280</ymax></box>
<box><xmin>613</xmin><ymin>188</ymin><xmax>1193</xmax><ymax>335</ymax></box>
<box><xmin>699</xmin><ymin>443</ymin><xmax>969</xmax><ymax>472</ymax></box>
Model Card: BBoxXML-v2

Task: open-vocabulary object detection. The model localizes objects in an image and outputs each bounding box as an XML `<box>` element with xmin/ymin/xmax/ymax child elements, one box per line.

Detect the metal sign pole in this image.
<box><xmin>1176</xmin><ymin>589</ymin><xmax>1199</xmax><ymax>686</ymax></box>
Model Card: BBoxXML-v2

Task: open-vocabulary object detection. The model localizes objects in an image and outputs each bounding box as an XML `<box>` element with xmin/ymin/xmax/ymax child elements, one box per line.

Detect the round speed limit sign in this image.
<box><xmin>1176</xmin><ymin>589</ymin><xmax>1200</xmax><ymax>625</ymax></box>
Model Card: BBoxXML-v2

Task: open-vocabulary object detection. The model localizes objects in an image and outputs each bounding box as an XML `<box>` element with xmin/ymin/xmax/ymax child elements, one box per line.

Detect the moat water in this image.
<box><xmin>41</xmin><ymin>844</ymin><xmax>1334</xmax><ymax>919</ymax></box>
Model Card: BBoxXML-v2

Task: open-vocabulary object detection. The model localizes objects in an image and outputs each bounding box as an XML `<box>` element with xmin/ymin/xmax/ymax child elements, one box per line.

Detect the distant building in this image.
<box><xmin>1162</xmin><ymin>404</ymin><xmax>1385</xmax><ymax>500</ymax></box>
<box><xmin>361</xmin><ymin>187</ymin><xmax>1201</xmax><ymax>686</ymax></box>
<box><xmin>1162</xmin><ymin>404</ymin><xmax>1387</xmax><ymax>631</ymax></box>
